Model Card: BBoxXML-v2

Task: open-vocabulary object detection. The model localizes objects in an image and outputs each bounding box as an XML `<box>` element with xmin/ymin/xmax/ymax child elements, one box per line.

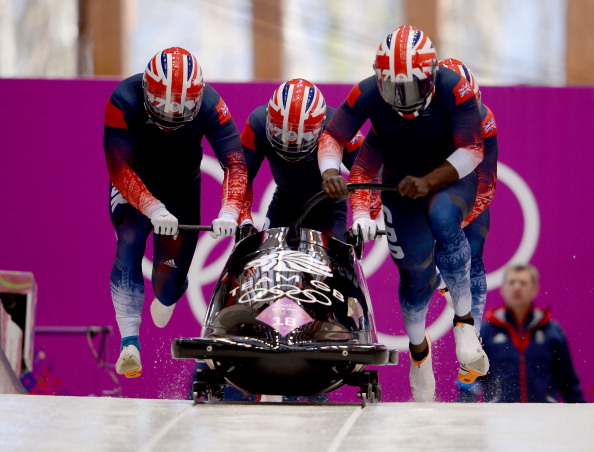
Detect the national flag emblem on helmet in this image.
<box><xmin>374</xmin><ymin>25</ymin><xmax>437</xmax><ymax>117</ymax></box>
<box><xmin>265</xmin><ymin>78</ymin><xmax>327</xmax><ymax>161</ymax></box>
<box><xmin>142</xmin><ymin>47</ymin><xmax>205</xmax><ymax>130</ymax></box>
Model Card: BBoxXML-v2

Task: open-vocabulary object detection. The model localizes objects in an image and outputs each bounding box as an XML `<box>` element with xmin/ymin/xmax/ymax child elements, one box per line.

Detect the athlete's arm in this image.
<box><xmin>205</xmin><ymin>95</ymin><xmax>248</xmax><ymax>221</ymax></box>
<box><xmin>399</xmin><ymin>76</ymin><xmax>484</xmax><ymax>199</ymax></box>
<box><xmin>319</xmin><ymin>82</ymin><xmax>369</xmax><ymax>198</ymax></box>
<box><xmin>445</xmin><ymin>76</ymin><xmax>484</xmax><ymax>179</ymax></box>
<box><xmin>348</xmin><ymin>131</ymin><xmax>383</xmax><ymax>220</ymax></box>
<box><xmin>237</xmin><ymin>115</ymin><xmax>266</xmax><ymax>225</ymax></box>
<box><xmin>462</xmin><ymin>104</ymin><xmax>498</xmax><ymax>227</ymax></box>
<box><xmin>340</xmin><ymin>129</ymin><xmax>382</xmax><ymax>218</ymax></box>
<box><xmin>340</xmin><ymin>130</ymin><xmax>364</xmax><ymax>170</ymax></box>
<box><xmin>319</xmin><ymin>133</ymin><xmax>348</xmax><ymax>198</ymax></box>
<box><xmin>397</xmin><ymin>161</ymin><xmax>460</xmax><ymax>199</ymax></box>
<box><xmin>104</xmin><ymin>99</ymin><xmax>164</xmax><ymax>217</ymax></box>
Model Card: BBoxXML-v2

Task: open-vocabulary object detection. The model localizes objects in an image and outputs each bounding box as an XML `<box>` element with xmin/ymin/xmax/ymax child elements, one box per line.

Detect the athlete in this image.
<box><xmin>104</xmin><ymin>47</ymin><xmax>248</xmax><ymax>379</ymax></box>
<box><xmin>318</xmin><ymin>25</ymin><xmax>489</xmax><ymax>402</ymax></box>
<box><xmin>238</xmin><ymin>78</ymin><xmax>365</xmax><ymax>239</ymax></box>
<box><xmin>437</xmin><ymin>58</ymin><xmax>498</xmax><ymax>333</ymax></box>
<box><xmin>208</xmin><ymin>78</ymin><xmax>364</xmax><ymax>403</ymax></box>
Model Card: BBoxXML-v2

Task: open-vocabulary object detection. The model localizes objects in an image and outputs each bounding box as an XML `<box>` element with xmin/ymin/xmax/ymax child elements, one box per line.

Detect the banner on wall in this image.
<box><xmin>1</xmin><ymin>79</ymin><xmax>592</xmax><ymax>401</ymax></box>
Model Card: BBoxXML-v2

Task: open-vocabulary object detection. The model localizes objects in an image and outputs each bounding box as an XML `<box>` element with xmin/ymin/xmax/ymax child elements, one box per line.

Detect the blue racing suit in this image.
<box><xmin>104</xmin><ymin>73</ymin><xmax>247</xmax><ymax>341</ymax></box>
<box><xmin>326</xmin><ymin>67</ymin><xmax>484</xmax><ymax>344</ymax></box>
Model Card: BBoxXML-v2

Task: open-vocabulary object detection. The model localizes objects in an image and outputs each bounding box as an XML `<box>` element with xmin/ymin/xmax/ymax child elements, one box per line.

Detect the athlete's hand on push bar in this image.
<box><xmin>211</xmin><ymin>213</ymin><xmax>238</xmax><ymax>239</ymax></box>
<box><xmin>150</xmin><ymin>206</ymin><xmax>179</xmax><ymax>236</ymax></box>
<box><xmin>321</xmin><ymin>169</ymin><xmax>349</xmax><ymax>198</ymax></box>
<box><xmin>352</xmin><ymin>217</ymin><xmax>380</xmax><ymax>242</ymax></box>
<box><xmin>397</xmin><ymin>175</ymin><xmax>431</xmax><ymax>199</ymax></box>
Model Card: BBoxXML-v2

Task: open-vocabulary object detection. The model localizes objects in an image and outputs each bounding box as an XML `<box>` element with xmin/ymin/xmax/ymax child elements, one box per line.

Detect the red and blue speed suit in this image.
<box><xmin>239</xmin><ymin>106</ymin><xmax>364</xmax><ymax>240</ymax></box>
<box><xmin>104</xmin><ymin>73</ymin><xmax>247</xmax><ymax>342</ymax></box>
<box><xmin>321</xmin><ymin>67</ymin><xmax>484</xmax><ymax>345</ymax></box>
<box><xmin>460</xmin><ymin>306</ymin><xmax>586</xmax><ymax>403</ymax></box>
<box><xmin>363</xmin><ymin>101</ymin><xmax>497</xmax><ymax>334</ymax></box>
<box><xmin>462</xmin><ymin>102</ymin><xmax>498</xmax><ymax>332</ymax></box>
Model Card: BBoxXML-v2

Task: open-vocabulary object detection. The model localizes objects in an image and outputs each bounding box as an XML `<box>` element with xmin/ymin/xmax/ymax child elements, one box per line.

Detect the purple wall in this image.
<box><xmin>1</xmin><ymin>79</ymin><xmax>593</xmax><ymax>402</ymax></box>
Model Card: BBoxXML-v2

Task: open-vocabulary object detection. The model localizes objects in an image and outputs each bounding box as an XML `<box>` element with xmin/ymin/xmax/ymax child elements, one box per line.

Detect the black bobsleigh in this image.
<box><xmin>172</xmin><ymin>184</ymin><xmax>399</xmax><ymax>404</ymax></box>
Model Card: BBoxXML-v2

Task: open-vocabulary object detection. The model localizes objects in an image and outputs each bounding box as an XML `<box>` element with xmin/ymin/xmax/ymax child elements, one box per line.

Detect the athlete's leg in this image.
<box><xmin>152</xmin><ymin>198</ymin><xmax>200</xmax><ymax>305</ymax></box>
<box><xmin>464</xmin><ymin>208</ymin><xmax>490</xmax><ymax>333</ymax></box>
<box><xmin>428</xmin><ymin>174</ymin><xmax>488</xmax><ymax>383</ymax></box>
<box><xmin>149</xmin><ymin>196</ymin><xmax>201</xmax><ymax>327</ymax></box>
<box><xmin>382</xmin><ymin>192</ymin><xmax>438</xmax><ymax>402</ymax></box>
<box><xmin>428</xmin><ymin>173</ymin><xmax>477</xmax><ymax>319</ymax></box>
<box><xmin>110</xmin><ymin>193</ymin><xmax>151</xmax><ymax>344</ymax></box>
<box><xmin>110</xmin><ymin>187</ymin><xmax>152</xmax><ymax>377</ymax></box>
<box><xmin>152</xmin><ymin>229</ymin><xmax>199</xmax><ymax>306</ymax></box>
<box><xmin>266</xmin><ymin>191</ymin><xmax>348</xmax><ymax>239</ymax></box>
<box><xmin>382</xmin><ymin>192</ymin><xmax>438</xmax><ymax>346</ymax></box>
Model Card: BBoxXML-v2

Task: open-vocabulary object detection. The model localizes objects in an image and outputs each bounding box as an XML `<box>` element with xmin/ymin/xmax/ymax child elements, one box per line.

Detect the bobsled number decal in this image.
<box><xmin>256</xmin><ymin>297</ymin><xmax>313</xmax><ymax>336</ymax></box>
<box><xmin>245</xmin><ymin>250</ymin><xmax>333</xmax><ymax>277</ymax></box>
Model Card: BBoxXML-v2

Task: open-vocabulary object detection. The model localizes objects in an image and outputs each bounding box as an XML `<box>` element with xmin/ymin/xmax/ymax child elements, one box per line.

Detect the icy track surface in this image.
<box><xmin>0</xmin><ymin>394</ymin><xmax>592</xmax><ymax>452</ymax></box>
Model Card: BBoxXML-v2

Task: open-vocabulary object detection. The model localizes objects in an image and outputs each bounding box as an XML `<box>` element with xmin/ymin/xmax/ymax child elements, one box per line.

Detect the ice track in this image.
<box><xmin>0</xmin><ymin>394</ymin><xmax>592</xmax><ymax>452</ymax></box>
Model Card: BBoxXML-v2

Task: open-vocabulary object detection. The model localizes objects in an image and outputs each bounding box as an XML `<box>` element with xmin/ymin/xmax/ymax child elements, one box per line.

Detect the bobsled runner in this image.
<box><xmin>171</xmin><ymin>184</ymin><xmax>399</xmax><ymax>405</ymax></box>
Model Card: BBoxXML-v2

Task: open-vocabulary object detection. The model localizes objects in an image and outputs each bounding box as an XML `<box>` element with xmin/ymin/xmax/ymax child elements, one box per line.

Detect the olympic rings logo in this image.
<box><xmin>143</xmin><ymin>158</ymin><xmax>540</xmax><ymax>351</ymax></box>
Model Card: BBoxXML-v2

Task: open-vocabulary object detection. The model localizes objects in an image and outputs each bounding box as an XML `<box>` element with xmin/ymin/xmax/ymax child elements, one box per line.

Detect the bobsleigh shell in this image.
<box><xmin>173</xmin><ymin>227</ymin><xmax>392</xmax><ymax>397</ymax></box>
<box><xmin>203</xmin><ymin>227</ymin><xmax>377</xmax><ymax>344</ymax></box>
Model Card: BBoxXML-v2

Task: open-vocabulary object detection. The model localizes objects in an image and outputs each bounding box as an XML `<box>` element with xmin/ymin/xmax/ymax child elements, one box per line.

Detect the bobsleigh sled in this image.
<box><xmin>172</xmin><ymin>184</ymin><xmax>399</xmax><ymax>405</ymax></box>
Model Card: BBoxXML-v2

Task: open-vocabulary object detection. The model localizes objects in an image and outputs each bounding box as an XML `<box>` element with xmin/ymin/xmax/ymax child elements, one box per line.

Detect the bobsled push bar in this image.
<box><xmin>294</xmin><ymin>182</ymin><xmax>398</xmax><ymax>231</ymax></box>
<box><xmin>178</xmin><ymin>183</ymin><xmax>398</xmax><ymax>237</ymax></box>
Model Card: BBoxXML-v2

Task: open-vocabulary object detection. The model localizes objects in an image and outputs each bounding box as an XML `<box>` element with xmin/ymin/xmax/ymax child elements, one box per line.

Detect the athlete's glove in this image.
<box><xmin>150</xmin><ymin>206</ymin><xmax>179</xmax><ymax>236</ymax></box>
<box><xmin>211</xmin><ymin>212</ymin><xmax>238</xmax><ymax>239</ymax></box>
<box><xmin>352</xmin><ymin>216</ymin><xmax>379</xmax><ymax>242</ymax></box>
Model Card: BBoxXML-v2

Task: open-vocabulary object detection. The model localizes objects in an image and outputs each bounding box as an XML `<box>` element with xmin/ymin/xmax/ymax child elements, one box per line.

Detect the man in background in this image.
<box><xmin>458</xmin><ymin>263</ymin><xmax>586</xmax><ymax>403</ymax></box>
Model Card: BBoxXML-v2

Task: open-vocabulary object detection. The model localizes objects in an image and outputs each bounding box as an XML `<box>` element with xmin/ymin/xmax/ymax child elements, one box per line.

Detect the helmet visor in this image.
<box><xmin>377</xmin><ymin>76</ymin><xmax>434</xmax><ymax>111</ymax></box>
<box><xmin>143</xmin><ymin>84</ymin><xmax>203</xmax><ymax>126</ymax></box>
<box><xmin>265</xmin><ymin>117</ymin><xmax>325</xmax><ymax>161</ymax></box>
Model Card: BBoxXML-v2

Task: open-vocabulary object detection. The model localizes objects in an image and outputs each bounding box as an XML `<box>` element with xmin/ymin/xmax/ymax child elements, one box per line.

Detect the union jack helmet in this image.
<box><xmin>374</xmin><ymin>25</ymin><xmax>437</xmax><ymax>117</ymax></box>
<box><xmin>142</xmin><ymin>47</ymin><xmax>205</xmax><ymax>130</ymax></box>
<box><xmin>438</xmin><ymin>58</ymin><xmax>481</xmax><ymax>104</ymax></box>
<box><xmin>265</xmin><ymin>78</ymin><xmax>327</xmax><ymax>161</ymax></box>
